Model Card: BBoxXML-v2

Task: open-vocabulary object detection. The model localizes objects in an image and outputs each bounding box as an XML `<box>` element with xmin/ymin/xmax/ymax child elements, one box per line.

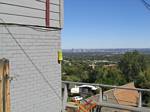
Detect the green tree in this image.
<box><xmin>118</xmin><ymin>51</ymin><xmax>146</xmax><ymax>82</ymax></box>
<box><xmin>95</xmin><ymin>67</ymin><xmax>126</xmax><ymax>85</ymax></box>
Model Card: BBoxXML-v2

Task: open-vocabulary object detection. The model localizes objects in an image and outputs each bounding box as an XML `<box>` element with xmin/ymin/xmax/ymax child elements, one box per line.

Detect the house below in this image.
<box><xmin>102</xmin><ymin>82</ymin><xmax>139</xmax><ymax>112</ymax></box>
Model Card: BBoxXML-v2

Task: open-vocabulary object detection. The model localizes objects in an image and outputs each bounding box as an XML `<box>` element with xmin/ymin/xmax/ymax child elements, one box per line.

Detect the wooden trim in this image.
<box><xmin>5</xmin><ymin>60</ymin><xmax>10</xmax><ymax>112</ymax></box>
<box><xmin>0</xmin><ymin>59</ymin><xmax>10</xmax><ymax>112</ymax></box>
<box><xmin>0</xmin><ymin>60</ymin><xmax>4</xmax><ymax>112</ymax></box>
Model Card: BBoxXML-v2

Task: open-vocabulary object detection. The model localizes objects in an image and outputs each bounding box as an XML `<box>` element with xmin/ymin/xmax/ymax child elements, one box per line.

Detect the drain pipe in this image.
<box><xmin>46</xmin><ymin>0</ymin><xmax>50</xmax><ymax>27</ymax></box>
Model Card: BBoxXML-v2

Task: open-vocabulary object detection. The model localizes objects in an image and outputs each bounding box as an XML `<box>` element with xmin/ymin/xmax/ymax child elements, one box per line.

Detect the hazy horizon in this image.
<box><xmin>63</xmin><ymin>48</ymin><xmax>150</xmax><ymax>49</ymax></box>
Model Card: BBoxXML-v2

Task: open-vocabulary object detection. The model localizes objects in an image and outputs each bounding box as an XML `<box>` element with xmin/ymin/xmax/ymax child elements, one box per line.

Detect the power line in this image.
<box><xmin>0</xmin><ymin>18</ymin><xmax>62</xmax><ymax>100</ymax></box>
<box><xmin>0</xmin><ymin>22</ymin><xmax>61</xmax><ymax>31</ymax></box>
<box><xmin>141</xmin><ymin>0</ymin><xmax>150</xmax><ymax>11</ymax></box>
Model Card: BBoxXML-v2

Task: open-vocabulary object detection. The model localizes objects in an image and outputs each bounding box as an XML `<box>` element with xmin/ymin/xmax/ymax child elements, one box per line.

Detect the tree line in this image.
<box><xmin>62</xmin><ymin>51</ymin><xmax>150</xmax><ymax>106</ymax></box>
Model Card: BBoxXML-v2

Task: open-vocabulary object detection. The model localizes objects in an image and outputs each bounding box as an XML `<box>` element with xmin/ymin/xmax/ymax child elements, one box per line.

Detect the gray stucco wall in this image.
<box><xmin>0</xmin><ymin>26</ymin><xmax>62</xmax><ymax>112</ymax></box>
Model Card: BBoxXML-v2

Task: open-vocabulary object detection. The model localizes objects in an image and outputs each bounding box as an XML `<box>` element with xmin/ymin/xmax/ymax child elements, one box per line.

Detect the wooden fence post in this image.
<box><xmin>0</xmin><ymin>59</ymin><xmax>10</xmax><ymax>112</ymax></box>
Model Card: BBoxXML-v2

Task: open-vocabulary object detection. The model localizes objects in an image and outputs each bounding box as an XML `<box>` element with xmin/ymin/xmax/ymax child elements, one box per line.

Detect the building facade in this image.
<box><xmin>0</xmin><ymin>0</ymin><xmax>64</xmax><ymax>112</ymax></box>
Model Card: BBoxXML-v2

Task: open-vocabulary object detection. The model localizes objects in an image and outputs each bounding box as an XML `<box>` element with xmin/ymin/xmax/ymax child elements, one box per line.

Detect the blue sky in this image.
<box><xmin>62</xmin><ymin>0</ymin><xmax>150</xmax><ymax>49</ymax></box>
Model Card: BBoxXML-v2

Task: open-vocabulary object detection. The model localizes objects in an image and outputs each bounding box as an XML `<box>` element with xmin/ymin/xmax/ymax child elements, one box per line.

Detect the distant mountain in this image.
<box><xmin>63</xmin><ymin>48</ymin><xmax>150</xmax><ymax>54</ymax></box>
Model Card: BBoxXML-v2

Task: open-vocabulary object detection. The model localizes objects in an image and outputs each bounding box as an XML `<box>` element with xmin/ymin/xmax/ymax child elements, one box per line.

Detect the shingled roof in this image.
<box><xmin>113</xmin><ymin>82</ymin><xmax>139</xmax><ymax>106</ymax></box>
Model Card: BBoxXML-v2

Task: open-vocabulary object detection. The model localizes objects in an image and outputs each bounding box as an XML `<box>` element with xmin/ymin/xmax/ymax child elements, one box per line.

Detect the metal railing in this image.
<box><xmin>62</xmin><ymin>81</ymin><xmax>150</xmax><ymax>112</ymax></box>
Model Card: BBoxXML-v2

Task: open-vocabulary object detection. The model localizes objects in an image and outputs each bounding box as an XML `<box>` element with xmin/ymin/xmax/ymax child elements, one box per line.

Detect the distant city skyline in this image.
<box><xmin>62</xmin><ymin>0</ymin><xmax>150</xmax><ymax>49</ymax></box>
<box><xmin>63</xmin><ymin>48</ymin><xmax>150</xmax><ymax>54</ymax></box>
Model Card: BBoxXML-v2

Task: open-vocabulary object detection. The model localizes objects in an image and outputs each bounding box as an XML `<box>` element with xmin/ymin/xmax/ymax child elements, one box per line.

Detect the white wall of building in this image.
<box><xmin>0</xmin><ymin>0</ymin><xmax>63</xmax><ymax>28</ymax></box>
<box><xmin>0</xmin><ymin>0</ymin><xmax>63</xmax><ymax>112</ymax></box>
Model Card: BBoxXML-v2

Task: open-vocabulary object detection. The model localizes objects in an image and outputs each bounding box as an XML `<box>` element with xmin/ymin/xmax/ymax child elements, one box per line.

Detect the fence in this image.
<box><xmin>62</xmin><ymin>81</ymin><xmax>150</xmax><ymax>112</ymax></box>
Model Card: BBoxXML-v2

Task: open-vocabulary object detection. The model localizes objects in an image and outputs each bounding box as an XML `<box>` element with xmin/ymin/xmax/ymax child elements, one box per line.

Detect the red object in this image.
<box><xmin>84</xmin><ymin>99</ymin><xmax>92</xmax><ymax>105</ymax></box>
<box><xmin>46</xmin><ymin>0</ymin><xmax>50</xmax><ymax>27</ymax></box>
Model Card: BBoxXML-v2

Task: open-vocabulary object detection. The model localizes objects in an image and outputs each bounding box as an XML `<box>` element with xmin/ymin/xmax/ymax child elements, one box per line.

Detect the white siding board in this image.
<box><xmin>0</xmin><ymin>0</ymin><xmax>63</xmax><ymax>28</ymax></box>
<box><xmin>0</xmin><ymin>0</ymin><xmax>63</xmax><ymax>111</ymax></box>
<box><xmin>0</xmin><ymin>26</ymin><xmax>62</xmax><ymax>112</ymax></box>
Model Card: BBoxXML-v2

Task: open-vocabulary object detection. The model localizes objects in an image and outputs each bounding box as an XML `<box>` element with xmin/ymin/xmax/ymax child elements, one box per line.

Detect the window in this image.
<box><xmin>103</xmin><ymin>95</ymin><xmax>108</xmax><ymax>101</ymax></box>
